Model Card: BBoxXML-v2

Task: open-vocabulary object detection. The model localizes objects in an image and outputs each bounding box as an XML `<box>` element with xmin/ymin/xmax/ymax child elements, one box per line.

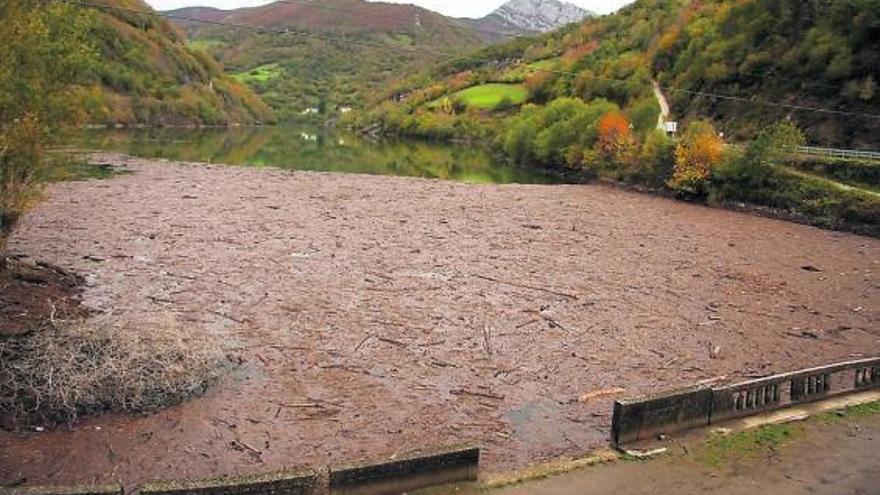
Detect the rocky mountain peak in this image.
<box><xmin>492</xmin><ymin>0</ymin><xmax>593</xmax><ymax>32</ymax></box>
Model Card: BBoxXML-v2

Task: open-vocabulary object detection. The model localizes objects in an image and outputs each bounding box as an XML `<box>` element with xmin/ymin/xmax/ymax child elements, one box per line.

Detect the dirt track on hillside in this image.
<box><xmin>1</xmin><ymin>154</ymin><xmax>877</xmax><ymax>487</ymax></box>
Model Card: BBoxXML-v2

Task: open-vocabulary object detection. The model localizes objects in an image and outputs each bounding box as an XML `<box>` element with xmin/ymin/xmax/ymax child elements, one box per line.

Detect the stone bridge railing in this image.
<box><xmin>612</xmin><ymin>357</ymin><xmax>880</xmax><ymax>446</ymax></box>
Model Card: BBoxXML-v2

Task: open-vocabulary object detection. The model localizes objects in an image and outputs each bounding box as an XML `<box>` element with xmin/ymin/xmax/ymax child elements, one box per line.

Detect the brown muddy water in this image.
<box><xmin>1</xmin><ymin>153</ymin><xmax>877</xmax><ymax>487</ymax></box>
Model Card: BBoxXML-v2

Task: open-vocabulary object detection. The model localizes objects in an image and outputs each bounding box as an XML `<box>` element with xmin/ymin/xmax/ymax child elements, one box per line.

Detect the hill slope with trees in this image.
<box><xmin>74</xmin><ymin>0</ymin><xmax>272</xmax><ymax>126</ymax></box>
<box><xmin>165</xmin><ymin>0</ymin><xmax>485</xmax><ymax>121</ymax></box>
<box><xmin>357</xmin><ymin>0</ymin><xmax>879</xmax><ymax>148</ymax></box>
<box><xmin>349</xmin><ymin>0</ymin><xmax>879</xmax><ymax>234</ymax></box>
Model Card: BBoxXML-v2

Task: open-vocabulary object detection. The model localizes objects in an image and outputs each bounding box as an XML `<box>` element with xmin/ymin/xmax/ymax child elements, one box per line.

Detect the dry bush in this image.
<box><xmin>0</xmin><ymin>315</ymin><xmax>230</xmax><ymax>427</ymax></box>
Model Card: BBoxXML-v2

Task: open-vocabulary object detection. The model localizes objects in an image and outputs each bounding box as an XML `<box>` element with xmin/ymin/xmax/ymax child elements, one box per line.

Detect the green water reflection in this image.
<box><xmin>65</xmin><ymin>127</ymin><xmax>564</xmax><ymax>185</ymax></box>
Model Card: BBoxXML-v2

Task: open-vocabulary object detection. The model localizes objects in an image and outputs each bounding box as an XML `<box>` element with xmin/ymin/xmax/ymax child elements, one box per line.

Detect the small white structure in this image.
<box><xmin>338</xmin><ymin>106</ymin><xmax>353</xmax><ymax>114</ymax></box>
<box><xmin>664</xmin><ymin>121</ymin><xmax>678</xmax><ymax>136</ymax></box>
<box><xmin>300</xmin><ymin>107</ymin><xmax>319</xmax><ymax>116</ymax></box>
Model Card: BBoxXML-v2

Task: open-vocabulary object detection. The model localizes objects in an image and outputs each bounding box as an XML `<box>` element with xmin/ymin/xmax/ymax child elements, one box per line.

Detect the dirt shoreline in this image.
<box><xmin>1</xmin><ymin>154</ymin><xmax>877</xmax><ymax>487</ymax></box>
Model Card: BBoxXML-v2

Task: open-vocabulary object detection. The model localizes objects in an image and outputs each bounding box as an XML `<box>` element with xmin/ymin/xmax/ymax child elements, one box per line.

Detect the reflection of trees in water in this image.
<box><xmin>70</xmin><ymin>127</ymin><xmax>561</xmax><ymax>185</ymax></box>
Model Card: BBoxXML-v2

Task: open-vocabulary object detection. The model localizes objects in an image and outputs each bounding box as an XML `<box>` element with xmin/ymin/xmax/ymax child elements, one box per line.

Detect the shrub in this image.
<box><xmin>504</xmin><ymin>116</ymin><xmax>541</xmax><ymax>166</ymax></box>
<box><xmin>502</xmin><ymin>98</ymin><xmax>620</xmax><ymax>169</ymax></box>
<box><xmin>597</xmin><ymin>111</ymin><xmax>637</xmax><ymax>165</ymax></box>
<box><xmin>668</xmin><ymin>121</ymin><xmax>724</xmax><ymax>196</ymax></box>
<box><xmin>709</xmin><ymin>122</ymin><xmax>805</xmax><ymax>200</ymax></box>
<box><xmin>705</xmin><ymin>121</ymin><xmax>880</xmax><ymax>232</ymax></box>
<box><xmin>0</xmin><ymin>315</ymin><xmax>230</xmax><ymax>426</ymax></box>
<box><xmin>786</xmin><ymin>157</ymin><xmax>880</xmax><ymax>189</ymax></box>
<box><xmin>524</xmin><ymin>71</ymin><xmax>555</xmax><ymax>103</ymax></box>
<box><xmin>494</xmin><ymin>95</ymin><xmax>516</xmax><ymax>112</ymax></box>
<box><xmin>626</xmin><ymin>95</ymin><xmax>661</xmax><ymax>136</ymax></box>
<box><xmin>636</xmin><ymin>130</ymin><xmax>676</xmax><ymax>186</ymax></box>
<box><xmin>437</xmin><ymin>97</ymin><xmax>456</xmax><ymax>115</ymax></box>
<box><xmin>711</xmin><ymin>158</ymin><xmax>880</xmax><ymax>234</ymax></box>
<box><xmin>0</xmin><ymin>115</ymin><xmax>44</xmax><ymax>254</ymax></box>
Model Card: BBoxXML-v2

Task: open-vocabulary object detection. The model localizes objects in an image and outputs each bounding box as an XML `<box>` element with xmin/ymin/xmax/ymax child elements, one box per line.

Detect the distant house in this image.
<box><xmin>300</xmin><ymin>107</ymin><xmax>319</xmax><ymax>116</ymax></box>
<box><xmin>338</xmin><ymin>106</ymin><xmax>353</xmax><ymax>114</ymax></box>
<box><xmin>664</xmin><ymin>121</ymin><xmax>678</xmax><ymax>136</ymax></box>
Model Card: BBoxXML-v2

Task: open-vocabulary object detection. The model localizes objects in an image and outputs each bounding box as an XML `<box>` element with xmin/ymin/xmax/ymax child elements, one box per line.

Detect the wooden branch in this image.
<box><xmin>472</xmin><ymin>274</ymin><xmax>578</xmax><ymax>300</ymax></box>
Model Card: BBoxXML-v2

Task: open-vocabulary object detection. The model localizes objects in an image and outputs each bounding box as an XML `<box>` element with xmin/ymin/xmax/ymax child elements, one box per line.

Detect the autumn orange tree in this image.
<box><xmin>596</xmin><ymin>111</ymin><xmax>636</xmax><ymax>165</ymax></box>
<box><xmin>668</xmin><ymin>121</ymin><xmax>724</xmax><ymax>195</ymax></box>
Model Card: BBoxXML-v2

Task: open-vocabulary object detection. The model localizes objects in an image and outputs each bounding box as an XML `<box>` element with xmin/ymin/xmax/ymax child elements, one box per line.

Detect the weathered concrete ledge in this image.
<box><xmin>140</xmin><ymin>469</ymin><xmax>317</xmax><ymax>495</ymax></box>
<box><xmin>612</xmin><ymin>385</ymin><xmax>712</xmax><ymax>446</ymax></box>
<box><xmin>612</xmin><ymin>356</ymin><xmax>880</xmax><ymax>446</ymax></box>
<box><xmin>0</xmin><ymin>446</ymin><xmax>480</xmax><ymax>495</ymax></box>
<box><xmin>329</xmin><ymin>445</ymin><xmax>480</xmax><ymax>495</ymax></box>
<box><xmin>0</xmin><ymin>485</ymin><xmax>122</xmax><ymax>495</ymax></box>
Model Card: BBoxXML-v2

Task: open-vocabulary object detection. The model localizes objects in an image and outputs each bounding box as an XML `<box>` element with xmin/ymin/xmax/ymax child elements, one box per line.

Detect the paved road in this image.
<box><xmin>652</xmin><ymin>80</ymin><xmax>671</xmax><ymax>130</ymax></box>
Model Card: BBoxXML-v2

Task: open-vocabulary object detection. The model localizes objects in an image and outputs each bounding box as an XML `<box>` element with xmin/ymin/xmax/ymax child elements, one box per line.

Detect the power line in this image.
<box><xmin>673</xmin><ymin>88</ymin><xmax>880</xmax><ymax>120</ymax></box>
<box><xmin>61</xmin><ymin>0</ymin><xmax>880</xmax><ymax>121</ymax></box>
<box><xmin>735</xmin><ymin>69</ymin><xmax>847</xmax><ymax>92</ymax></box>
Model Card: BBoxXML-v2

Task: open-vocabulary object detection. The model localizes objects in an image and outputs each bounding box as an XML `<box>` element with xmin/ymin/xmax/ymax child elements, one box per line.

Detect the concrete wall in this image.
<box><xmin>140</xmin><ymin>470</ymin><xmax>316</xmax><ymax>495</ymax></box>
<box><xmin>0</xmin><ymin>485</ymin><xmax>122</xmax><ymax>495</ymax></box>
<box><xmin>0</xmin><ymin>446</ymin><xmax>480</xmax><ymax>495</ymax></box>
<box><xmin>329</xmin><ymin>445</ymin><xmax>479</xmax><ymax>495</ymax></box>
<box><xmin>612</xmin><ymin>385</ymin><xmax>712</xmax><ymax>445</ymax></box>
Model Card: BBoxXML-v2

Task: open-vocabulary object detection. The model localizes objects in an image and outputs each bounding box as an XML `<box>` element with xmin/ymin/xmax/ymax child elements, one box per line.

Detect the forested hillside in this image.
<box><xmin>74</xmin><ymin>0</ymin><xmax>272</xmax><ymax>126</ymax></box>
<box><xmin>167</xmin><ymin>0</ymin><xmax>485</xmax><ymax>121</ymax></box>
<box><xmin>656</xmin><ymin>0</ymin><xmax>878</xmax><ymax>147</ymax></box>
<box><xmin>357</xmin><ymin>0</ymin><xmax>879</xmax><ymax>148</ymax></box>
<box><xmin>350</xmin><ymin>0</ymin><xmax>879</xmax><ymax>234</ymax></box>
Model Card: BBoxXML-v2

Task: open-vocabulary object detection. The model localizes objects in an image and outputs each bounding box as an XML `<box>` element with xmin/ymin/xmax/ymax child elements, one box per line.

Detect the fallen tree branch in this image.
<box><xmin>472</xmin><ymin>274</ymin><xmax>578</xmax><ymax>300</ymax></box>
<box><xmin>353</xmin><ymin>334</ymin><xmax>373</xmax><ymax>353</ymax></box>
<box><xmin>210</xmin><ymin>310</ymin><xmax>245</xmax><ymax>324</ymax></box>
<box><xmin>376</xmin><ymin>336</ymin><xmax>407</xmax><ymax>348</ymax></box>
<box><xmin>450</xmin><ymin>389</ymin><xmax>505</xmax><ymax>401</ymax></box>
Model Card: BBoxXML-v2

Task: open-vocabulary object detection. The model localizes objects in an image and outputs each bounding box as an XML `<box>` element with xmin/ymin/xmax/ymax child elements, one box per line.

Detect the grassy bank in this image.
<box><xmin>786</xmin><ymin>156</ymin><xmax>880</xmax><ymax>193</ymax></box>
<box><xmin>447</xmin><ymin>84</ymin><xmax>529</xmax><ymax>110</ymax></box>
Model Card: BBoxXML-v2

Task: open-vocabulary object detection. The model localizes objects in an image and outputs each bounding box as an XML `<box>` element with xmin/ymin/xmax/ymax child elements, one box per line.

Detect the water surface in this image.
<box><xmin>62</xmin><ymin>127</ymin><xmax>564</xmax><ymax>185</ymax></box>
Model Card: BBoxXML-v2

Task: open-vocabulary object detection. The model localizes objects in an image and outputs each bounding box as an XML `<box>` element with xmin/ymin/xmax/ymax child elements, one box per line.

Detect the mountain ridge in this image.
<box><xmin>462</xmin><ymin>0</ymin><xmax>594</xmax><ymax>41</ymax></box>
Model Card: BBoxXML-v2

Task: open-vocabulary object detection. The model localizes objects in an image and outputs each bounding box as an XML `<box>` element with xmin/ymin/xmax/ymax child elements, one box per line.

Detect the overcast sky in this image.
<box><xmin>144</xmin><ymin>0</ymin><xmax>635</xmax><ymax>18</ymax></box>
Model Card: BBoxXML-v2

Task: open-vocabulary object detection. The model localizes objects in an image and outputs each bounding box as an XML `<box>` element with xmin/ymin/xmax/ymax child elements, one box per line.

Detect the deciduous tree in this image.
<box><xmin>597</xmin><ymin>111</ymin><xmax>636</xmax><ymax>165</ymax></box>
<box><xmin>668</xmin><ymin>121</ymin><xmax>724</xmax><ymax>195</ymax></box>
<box><xmin>0</xmin><ymin>0</ymin><xmax>95</xmax><ymax>259</ymax></box>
